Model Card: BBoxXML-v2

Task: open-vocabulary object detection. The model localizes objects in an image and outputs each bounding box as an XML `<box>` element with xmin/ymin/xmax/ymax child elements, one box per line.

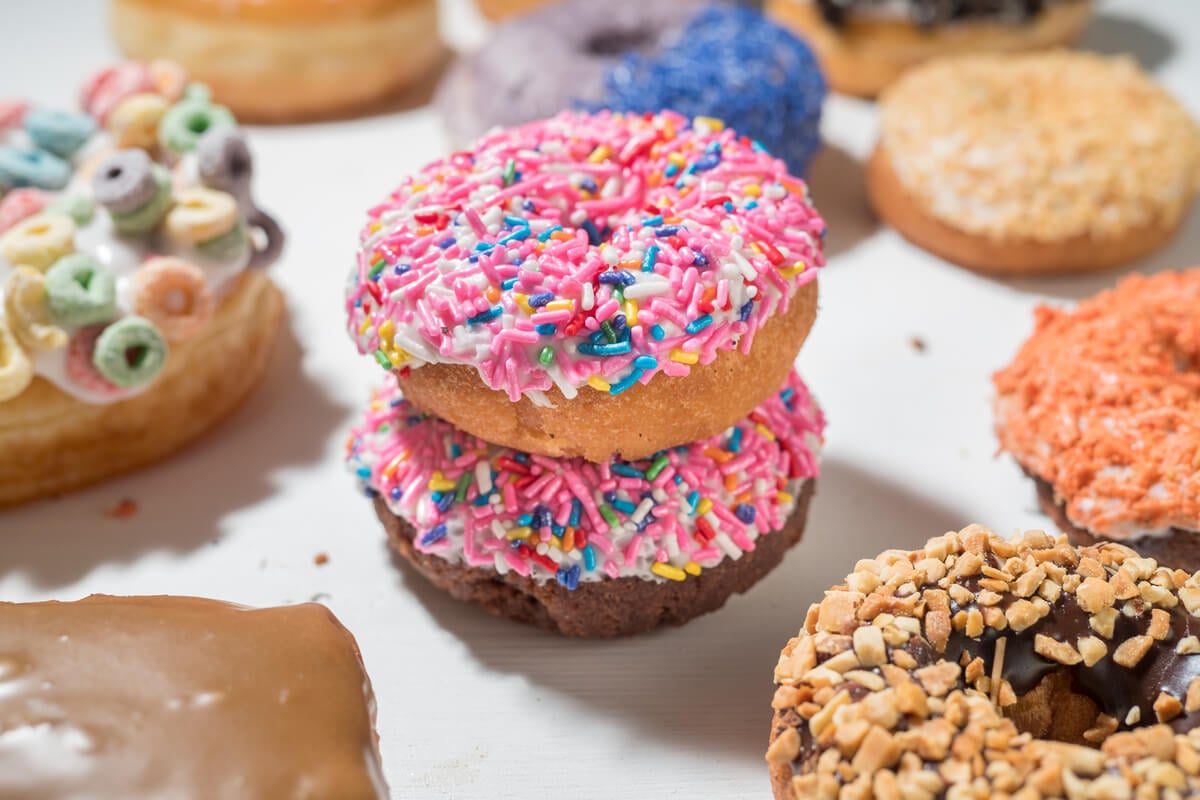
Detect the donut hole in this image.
<box><xmin>104</xmin><ymin>166</ymin><xmax>123</xmax><ymax>181</ymax></box>
<box><xmin>186</xmin><ymin>113</ymin><xmax>211</xmax><ymax>135</ymax></box>
<box><xmin>584</xmin><ymin>28</ymin><xmax>656</xmax><ymax>57</ymax></box>
<box><xmin>1004</xmin><ymin>671</ymin><xmax>1104</xmax><ymax>747</ymax></box>
<box><xmin>163</xmin><ymin>288</ymin><xmax>192</xmax><ymax>315</ymax></box>
<box><xmin>73</xmin><ymin>270</ymin><xmax>94</xmax><ymax>290</ymax></box>
<box><xmin>124</xmin><ymin>345</ymin><xmax>148</xmax><ymax>369</ymax></box>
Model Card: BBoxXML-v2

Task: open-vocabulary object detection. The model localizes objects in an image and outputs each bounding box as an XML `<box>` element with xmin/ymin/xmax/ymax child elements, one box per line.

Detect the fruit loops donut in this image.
<box><xmin>768</xmin><ymin>525</ymin><xmax>1200</xmax><ymax>800</ymax></box>
<box><xmin>346</xmin><ymin>110</ymin><xmax>825</xmax><ymax>463</ymax></box>
<box><xmin>868</xmin><ymin>52</ymin><xmax>1200</xmax><ymax>275</ymax></box>
<box><xmin>348</xmin><ymin>370</ymin><xmax>824</xmax><ymax>637</ymax></box>
<box><xmin>110</xmin><ymin>0</ymin><xmax>443</xmax><ymax>122</ymax></box>
<box><xmin>995</xmin><ymin>269</ymin><xmax>1200</xmax><ymax>571</ymax></box>
<box><xmin>437</xmin><ymin>1</ymin><xmax>826</xmax><ymax>176</ymax></box>
<box><xmin>0</xmin><ymin>60</ymin><xmax>285</xmax><ymax>507</ymax></box>
<box><xmin>766</xmin><ymin>0</ymin><xmax>1092</xmax><ymax>97</ymax></box>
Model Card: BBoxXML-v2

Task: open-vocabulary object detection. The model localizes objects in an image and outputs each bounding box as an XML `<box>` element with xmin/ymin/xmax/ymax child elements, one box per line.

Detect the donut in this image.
<box><xmin>348</xmin><ymin>369</ymin><xmax>824</xmax><ymax>637</ymax></box>
<box><xmin>994</xmin><ymin>269</ymin><xmax>1200</xmax><ymax>573</ymax></box>
<box><xmin>766</xmin><ymin>0</ymin><xmax>1093</xmax><ymax>97</ymax></box>
<box><xmin>437</xmin><ymin>1</ymin><xmax>827</xmax><ymax>176</ymax></box>
<box><xmin>0</xmin><ymin>595</ymin><xmax>388</xmax><ymax>798</ymax></box>
<box><xmin>109</xmin><ymin>0</ymin><xmax>445</xmax><ymax>122</ymax></box>
<box><xmin>346</xmin><ymin>110</ymin><xmax>825</xmax><ymax>463</ymax></box>
<box><xmin>768</xmin><ymin>524</ymin><xmax>1200</xmax><ymax>799</ymax></box>
<box><xmin>868</xmin><ymin>52</ymin><xmax>1200</xmax><ymax>275</ymax></box>
<box><xmin>0</xmin><ymin>60</ymin><xmax>286</xmax><ymax>507</ymax></box>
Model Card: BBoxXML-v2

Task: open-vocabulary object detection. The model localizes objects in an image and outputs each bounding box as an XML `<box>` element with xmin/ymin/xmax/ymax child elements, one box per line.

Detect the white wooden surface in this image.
<box><xmin>2</xmin><ymin>1</ymin><xmax>1197</xmax><ymax>797</ymax></box>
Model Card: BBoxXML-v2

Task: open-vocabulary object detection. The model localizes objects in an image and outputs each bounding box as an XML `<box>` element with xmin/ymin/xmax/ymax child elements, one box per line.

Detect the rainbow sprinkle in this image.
<box><xmin>345</xmin><ymin>110</ymin><xmax>824</xmax><ymax>404</ymax></box>
<box><xmin>346</xmin><ymin>370</ymin><xmax>825</xmax><ymax>587</ymax></box>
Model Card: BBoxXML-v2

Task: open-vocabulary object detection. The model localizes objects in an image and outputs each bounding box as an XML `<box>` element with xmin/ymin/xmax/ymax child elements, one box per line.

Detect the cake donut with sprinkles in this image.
<box><xmin>995</xmin><ymin>269</ymin><xmax>1200</xmax><ymax>571</ymax></box>
<box><xmin>437</xmin><ymin>1</ymin><xmax>827</xmax><ymax>177</ymax></box>
<box><xmin>768</xmin><ymin>525</ymin><xmax>1200</xmax><ymax>799</ymax></box>
<box><xmin>0</xmin><ymin>60</ymin><xmax>285</xmax><ymax>506</ymax></box>
<box><xmin>348</xmin><ymin>369</ymin><xmax>824</xmax><ymax>637</ymax></box>
<box><xmin>346</xmin><ymin>110</ymin><xmax>824</xmax><ymax>463</ymax></box>
<box><xmin>868</xmin><ymin>52</ymin><xmax>1200</xmax><ymax>275</ymax></box>
<box><xmin>767</xmin><ymin>0</ymin><xmax>1092</xmax><ymax>97</ymax></box>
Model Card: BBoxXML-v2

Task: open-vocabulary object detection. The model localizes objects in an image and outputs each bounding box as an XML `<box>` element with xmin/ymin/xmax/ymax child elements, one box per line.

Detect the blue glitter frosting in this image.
<box><xmin>592</xmin><ymin>5</ymin><xmax>827</xmax><ymax>176</ymax></box>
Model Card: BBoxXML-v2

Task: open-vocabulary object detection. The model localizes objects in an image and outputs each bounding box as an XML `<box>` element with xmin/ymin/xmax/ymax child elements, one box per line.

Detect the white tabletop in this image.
<box><xmin>2</xmin><ymin>1</ymin><xmax>1198</xmax><ymax>797</ymax></box>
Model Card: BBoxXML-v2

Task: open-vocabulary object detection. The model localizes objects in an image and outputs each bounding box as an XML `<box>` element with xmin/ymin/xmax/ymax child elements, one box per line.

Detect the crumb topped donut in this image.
<box><xmin>768</xmin><ymin>525</ymin><xmax>1200</xmax><ymax>799</ymax></box>
<box><xmin>868</xmin><ymin>52</ymin><xmax>1200</xmax><ymax>274</ymax></box>
<box><xmin>0</xmin><ymin>61</ymin><xmax>285</xmax><ymax>506</ymax></box>
<box><xmin>995</xmin><ymin>269</ymin><xmax>1200</xmax><ymax>569</ymax></box>
<box><xmin>346</xmin><ymin>110</ymin><xmax>825</xmax><ymax>463</ymax></box>
<box><xmin>348</xmin><ymin>370</ymin><xmax>824</xmax><ymax>637</ymax></box>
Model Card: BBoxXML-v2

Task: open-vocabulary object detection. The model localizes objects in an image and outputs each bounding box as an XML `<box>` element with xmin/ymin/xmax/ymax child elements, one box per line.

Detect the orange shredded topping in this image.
<box><xmin>993</xmin><ymin>269</ymin><xmax>1200</xmax><ymax>537</ymax></box>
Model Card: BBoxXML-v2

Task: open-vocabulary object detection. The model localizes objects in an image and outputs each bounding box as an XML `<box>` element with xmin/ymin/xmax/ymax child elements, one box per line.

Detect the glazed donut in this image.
<box><xmin>349</xmin><ymin>369</ymin><xmax>824</xmax><ymax>637</ymax></box>
<box><xmin>995</xmin><ymin>269</ymin><xmax>1200</xmax><ymax>571</ymax></box>
<box><xmin>868</xmin><ymin>52</ymin><xmax>1200</xmax><ymax>275</ymax></box>
<box><xmin>437</xmin><ymin>1</ymin><xmax>826</xmax><ymax>176</ymax></box>
<box><xmin>766</xmin><ymin>0</ymin><xmax>1092</xmax><ymax>97</ymax></box>
<box><xmin>768</xmin><ymin>525</ymin><xmax>1200</xmax><ymax>799</ymax></box>
<box><xmin>346</xmin><ymin>110</ymin><xmax>825</xmax><ymax>463</ymax></box>
<box><xmin>0</xmin><ymin>60</ymin><xmax>286</xmax><ymax>507</ymax></box>
<box><xmin>109</xmin><ymin>0</ymin><xmax>444</xmax><ymax>121</ymax></box>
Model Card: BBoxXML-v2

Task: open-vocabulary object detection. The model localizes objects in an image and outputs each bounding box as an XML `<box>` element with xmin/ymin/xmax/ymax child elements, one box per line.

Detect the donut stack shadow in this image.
<box><xmin>343</xmin><ymin>111</ymin><xmax>829</xmax><ymax>637</ymax></box>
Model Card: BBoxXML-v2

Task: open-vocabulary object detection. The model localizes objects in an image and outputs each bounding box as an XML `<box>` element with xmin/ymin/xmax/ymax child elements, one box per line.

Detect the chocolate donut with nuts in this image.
<box><xmin>768</xmin><ymin>525</ymin><xmax>1200</xmax><ymax>799</ymax></box>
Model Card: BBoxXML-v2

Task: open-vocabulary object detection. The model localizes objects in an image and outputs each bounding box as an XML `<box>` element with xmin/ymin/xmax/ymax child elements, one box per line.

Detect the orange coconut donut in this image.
<box><xmin>110</xmin><ymin>0</ymin><xmax>443</xmax><ymax>121</ymax></box>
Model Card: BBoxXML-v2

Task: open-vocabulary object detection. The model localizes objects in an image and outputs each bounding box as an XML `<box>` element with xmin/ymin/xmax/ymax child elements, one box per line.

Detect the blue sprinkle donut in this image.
<box><xmin>436</xmin><ymin>0</ymin><xmax>825</xmax><ymax>175</ymax></box>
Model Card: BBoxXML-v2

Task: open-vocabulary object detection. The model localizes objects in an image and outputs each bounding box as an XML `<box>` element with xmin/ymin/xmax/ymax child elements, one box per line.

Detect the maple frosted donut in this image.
<box><xmin>349</xmin><ymin>370</ymin><xmax>824</xmax><ymax>637</ymax></box>
<box><xmin>437</xmin><ymin>1</ymin><xmax>827</xmax><ymax>176</ymax></box>
<box><xmin>868</xmin><ymin>52</ymin><xmax>1200</xmax><ymax>275</ymax></box>
<box><xmin>768</xmin><ymin>525</ymin><xmax>1200</xmax><ymax>799</ymax></box>
<box><xmin>0</xmin><ymin>61</ymin><xmax>285</xmax><ymax>507</ymax></box>
<box><xmin>110</xmin><ymin>0</ymin><xmax>443</xmax><ymax>121</ymax></box>
<box><xmin>994</xmin><ymin>269</ymin><xmax>1200</xmax><ymax>571</ymax></box>
<box><xmin>766</xmin><ymin>0</ymin><xmax>1092</xmax><ymax>97</ymax></box>
<box><xmin>346</xmin><ymin>110</ymin><xmax>825</xmax><ymax>463</ymax></box>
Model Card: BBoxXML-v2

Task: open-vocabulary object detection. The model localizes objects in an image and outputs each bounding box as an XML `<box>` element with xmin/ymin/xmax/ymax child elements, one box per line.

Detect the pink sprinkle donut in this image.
<box><xmin>347</xmin><ymin>369</ymin><xmax>824</xmax><ymax>636</ymax></box>
<box><xmin>80</xmin><ymin>62</ymin><xmax>154</xmax><ymax>125</ymax></box>
<box><xmin>346</xmin><ymin>110</ymin><xmax>825</xmax><ymax>462</ymax></box>
<box><xmin>64</xmin><ymin>326</ymin><xmax>123</xmax><ymax>397</ymax></box>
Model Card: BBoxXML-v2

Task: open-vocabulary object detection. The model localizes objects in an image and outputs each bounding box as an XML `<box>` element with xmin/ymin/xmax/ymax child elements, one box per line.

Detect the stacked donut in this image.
<box><xmin>0</xmin><ymin>60</ymin><xmax>284</xmax><ymax>505</ymax></box>
<box><xmin>345</xmin><ymin>110</ymin><xmax>827</xmax><ymax>636</ymax></box>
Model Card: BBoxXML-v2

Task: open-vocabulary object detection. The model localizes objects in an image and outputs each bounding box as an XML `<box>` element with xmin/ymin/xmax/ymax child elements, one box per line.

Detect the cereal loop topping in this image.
<box><xmin>994</xmin><ymin>269</ymin><xmax>1200</xmax><ymax>538</ymax></box>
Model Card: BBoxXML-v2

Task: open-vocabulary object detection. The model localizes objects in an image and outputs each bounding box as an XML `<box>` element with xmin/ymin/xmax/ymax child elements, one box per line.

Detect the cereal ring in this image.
<box><xmin>108</xmin><ymin>165</ymin><xmax>173</xmax><ymax>236</ymax></box>
<box><xmin>246</xmin><ymin>208</ymin><xmax>285</xmax><ymax>269</ymax></box>
<box><xmin>44</xmin><ymin>254</ymin><xmax>118</xmax><ymax>327</ymax></box>
<box><xmin>0</xmin><ymin>188</ymin><xmax>49</xmax><ymax>234</ymax></box>
<box><xmin>0</xmin><ymin>213</ymin><xmax>76</xmax><ymax>271</ymax></box>
<box><xmin>0</xmin><ymin>99</ymin><xmax>29</xmax><ymax>130</ymax></box>
<box><xmin>195</xmin><ymin>219</ymin><xmax>247</xmax><ymax>261</ymax></box>
<box><xmin>45</xmin><ymin>193</ymin><xmax>95</xmax><ymax>226</ymax></box>
<box><xmin>148</xmin><ymin>59</ymin><xmax>188</xmax><ymax>103</ymax></box>
<box><xmin>346</xmin><ymin>109</ymin><xmax>826</xmax><ymax>462</ymax></box>
<box><xmin>91</xmin><ymin>316</ymin><xmax>168</xmax><ymax>389</ymax></box>
<box><xmin>106</xmin><ymin>92</ymin><xmax>168</xmax><ymax>150</ymax></box>
<box><xmin>163</xmin><ymin>187</ymin><xmax>238</xmax><ymax>244</ymax></box>
<box><xmin>64</xmin><ymin>325</ymin><xmax>122</xmax><ymax>396</ymax></box>
<box><xmin>131</xmin><ymin>256</ymin><xmax>214</xmax><ymax>341</ymax></box>
<box><xmin>0</xmin><ymin>319</ymin><xmax>34</xmax><ymax>401</ymax></box>
<box><xmin>91</xmin><ymin>149</ymin><xmax>157</xmax><ymax>214</ymax></box>
<box><xmin>23</xmin><ymin>108</ymin><xmax>97</xmax><ymax>159</ymax></box>
<box><xmin>158</xmin><ymin>96</ymin><xmax>236</xmax><ymax>157</ymax></box>
<box><xmin>4</xmin><ymin>266</ymin><xmax>68</xmax><ymax>351</ymax></box>
<box><xmin>195</xmin><ymin>127</ymin><xmax>253</xmax><ymax>201</ymax></box>
<box><xmin>0</xmin><ymin>147</ymin><xmax>71</xmax><ymax>191</ymax></box>
<box><xmin>80</xmin><ymin>61</ymin><xmax>154</xmax><ymax>124</ymax></box>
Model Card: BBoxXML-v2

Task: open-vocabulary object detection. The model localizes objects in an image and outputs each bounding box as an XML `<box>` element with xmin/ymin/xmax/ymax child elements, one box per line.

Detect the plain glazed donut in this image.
<box><xmin>348</xmin><ymin>369</ymin><xmax>824</xmax><ymax>637</ymax></box>
<box><xmin>766</xmin><ymin>0</ymin><xmax>1092</xmax><ymax>97</ymax></box>
<box><xmin>994</xmin><ymin>269</ymin><xmax>1200</xmax><ymax>570</ymax></box>
<box><xmin>768</xmin><ymin>525</ymin><xmax>1200</xmax><ymax>799</ymax></box>
<box><xmin>109</xmin><ymin>0</ymin><xmax>444</xmax><ymax>121</ymax></box>
<box><xmin>345</xmin><ymin>110</ymin><xmax>825</xmax><ymax>463</ymax></box>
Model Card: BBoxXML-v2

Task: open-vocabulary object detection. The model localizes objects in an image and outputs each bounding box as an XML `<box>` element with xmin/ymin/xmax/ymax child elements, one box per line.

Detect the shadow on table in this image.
<box><xmin>1</xmin><ymin>315</ymin><xmax>350</xmax><ymax>588</ymax></box>
<box><xmin>391</xmin><ymin>456</ymin><xmax>967</xmax><ymax>765</ymax></box>
<box><xmin>807</xmin><ymin>145</ymin><xmax>878</xmax><ymax>259</ymax></box>
<box><xmin>1081</xmin><ymin>11</ymin><xmax>1175</xmax><ymax>72</ymax></box>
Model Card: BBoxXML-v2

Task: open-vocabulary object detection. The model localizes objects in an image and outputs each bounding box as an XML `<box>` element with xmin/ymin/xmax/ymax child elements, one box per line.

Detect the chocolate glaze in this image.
<box><xmin>815</xmin><ymin>0</ymin><xmax>1064</xmax><ymax>29</ymax></box>
<box><xmin>0</xmin><ymin>595</ymin><xmax>387</xmax><ymax>800</ymax></box>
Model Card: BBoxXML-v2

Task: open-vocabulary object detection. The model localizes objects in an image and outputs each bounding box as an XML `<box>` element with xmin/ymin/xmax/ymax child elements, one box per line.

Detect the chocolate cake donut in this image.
<box><xmin>768</xmin><ymin>525</ymin><xmax>1200</xmax><ymax>799</ymax></box>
